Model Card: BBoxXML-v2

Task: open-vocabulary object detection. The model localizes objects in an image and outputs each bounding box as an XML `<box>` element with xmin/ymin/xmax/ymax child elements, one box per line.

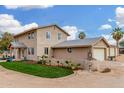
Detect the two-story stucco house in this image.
<box><xmin>9</xmin><ymin>24</ymin><xmax>117</xmax><ymax>61</ymax></box>
<box><xmin>9</xmin><ymin>24</ymin><xmax>69</xmax><ymax>61</ymax></box>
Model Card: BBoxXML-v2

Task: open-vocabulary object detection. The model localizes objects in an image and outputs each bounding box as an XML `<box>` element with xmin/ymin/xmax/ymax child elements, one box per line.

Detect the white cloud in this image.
<box><xmin>108</xmin><ymin>18</ymin><xmax>115</xmax><ymax>22</ymax></box>
<box><xmin>4</xmin><ymin>5</ymin><xmax>54</xmax><ymax>10</ymax></box>
<box><xmin>115</xmin><ymin>7</ymin><xmax>124</xmax><ymax>27</ymax></box>
<box><xmin>102</xmin><ymin>34</ymin><xmax>124</xmax><ymax>45</ymax></box>
<box><xmin>62</xmin><ymin>26</ymin><xmax>80</xmax><ymax>40</ymax></box>
<box><xmin>0</xmin><ymin>14</ymin><xmax>21</xmax><ymax>28</ymax></box>
<box><xmin>116</xmin><ymin>7</ymin><xmax>124</xmax><ymax>18</ymax></box>
<box><xmin>102</xmin><ymin>34</ymin><xmax>116</xmax><ymax>45</ymax></box>
<box><xmin>99</xmin><ymin>24</ymin><xmax>112</xmax><ymax>30</ymax></box>
<box><xmin>0</xmin><ymin>14</ymin><xmax>38</xmax><ymax>34</ymax></box>
<box><xmin>13</xmin><ymin>22</ymin><xmax>38</xmax><ymax>34</ymax></box>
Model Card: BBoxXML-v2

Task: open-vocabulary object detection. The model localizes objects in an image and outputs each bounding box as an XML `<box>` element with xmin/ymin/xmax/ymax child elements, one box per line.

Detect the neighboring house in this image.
<box><xmin>109</xmin><ymin>45</ymin><xmax>117</xmax><ymax>57</ymax></box>
<box><xmin>119</xmin><ymin>45</ymin><xmax>124</xmax><ymax>54</ymax></box>
<box><xmin>9</xmin><ymin>24</ymin><xmax>117</xmax><ymax>61</ymax></box>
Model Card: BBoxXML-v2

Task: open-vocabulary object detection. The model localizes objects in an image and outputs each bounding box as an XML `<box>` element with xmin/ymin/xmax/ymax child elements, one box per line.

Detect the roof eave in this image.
<box><xmin>14</xmin><ymin>24</ymin><xmax>70</xmax><ymax>38</ymax></box>
<box><xmin>52</xmin><ymin>45</ymin><xmax>92</xmax><ymax>48</ymax></box>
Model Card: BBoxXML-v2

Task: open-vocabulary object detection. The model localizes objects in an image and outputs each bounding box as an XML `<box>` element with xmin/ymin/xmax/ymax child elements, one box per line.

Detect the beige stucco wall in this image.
<box><xmin>36</xmin><ymin>26</ymin><xmax>68</xmax><ymax>58</ymax></box>
<box><xmin>53</xmin><ymin>47</ymin><xmax>90</xmax><ymax>60</ymax></box>
<box><xmin>14</xmin><ymin>31</ymin><xmax>37</xmax><ymax>60</ymax></box>
<box><xmin>14</xmin><ymin>25</ymin><xmax>68</xmax><ymax>61</ymax></box>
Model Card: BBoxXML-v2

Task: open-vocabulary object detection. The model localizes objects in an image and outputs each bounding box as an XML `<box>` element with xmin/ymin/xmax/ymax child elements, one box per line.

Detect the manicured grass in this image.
<box><xmin>0</xmin><ymin>62</ymin><xmax>74</xmax><ymax>78</ymax></box>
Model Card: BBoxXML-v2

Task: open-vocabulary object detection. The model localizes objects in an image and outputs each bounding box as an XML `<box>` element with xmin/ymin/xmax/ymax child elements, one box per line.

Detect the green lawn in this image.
<box><xmin>0</xmin><ymin>62</ymin><xmax>74</xmax><ymax>78</ymax></box>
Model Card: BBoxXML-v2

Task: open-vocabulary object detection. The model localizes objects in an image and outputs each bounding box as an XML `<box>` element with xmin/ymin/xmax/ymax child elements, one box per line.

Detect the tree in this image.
<box><xmin>111</xmin><ymin>27</ymin><xmax>124</xmax><ymax>55</ymax></box>
<box><xmin>0</xmin><ymin>32</ymin><xmax>14</xmax><ymax>51</ymax></box>
<box><xmin>119</xmin><ymin>40</ymin><xmax>124</xmax><ymax>47</ymax></box>
<box><xmin>78</xmin><ymin>32</ymin><xmax>86</xmax><ymax>39</ymax></box>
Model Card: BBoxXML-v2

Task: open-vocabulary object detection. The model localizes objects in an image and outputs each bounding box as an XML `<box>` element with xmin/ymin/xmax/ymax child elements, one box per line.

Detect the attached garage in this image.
<box><xmin>52</xmin><ymin>37</ymin><xmax>110</xmax><ymax>61</ymax></box>
<box><xmin>93</xmin><ymin>48</ymin><xmax>105</xmax><ymax>61</ymax></box>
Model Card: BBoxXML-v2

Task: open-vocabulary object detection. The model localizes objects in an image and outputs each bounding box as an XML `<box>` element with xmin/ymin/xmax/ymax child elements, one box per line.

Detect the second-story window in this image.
<box><xmin>28</xmin><ymin>32</ymin><xmax>35</xmax><ymax>39</ymax></box>
<box><xmin>28</xmin><ymin>33</ymin><xmax>31</xmax><ymax>39</ymax></box>
<box><xmin>58</xmin><ymin>32</ymin><xmax>62</xmax><ymax>40</ymax></box>
<box><xmin>31</xmin><ymin>32</ymin><xmax>35</xmax><ymax>39</ymax></box>
<box><xmin>46</xmin><ymin>31</ymin><xmax>51</xmax><ymax>40</ymax></box>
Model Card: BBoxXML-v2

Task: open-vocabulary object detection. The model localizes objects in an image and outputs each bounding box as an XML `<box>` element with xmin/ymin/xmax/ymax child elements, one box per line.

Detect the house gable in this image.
<box><xmin>93</xmin><ymin>39</ymin><xmax>109</xmax><ymax>48</ymax></box>
<box><xmin>37</xmin><ymin>25</ymin><xmax>69</xmax><ymax>38</ymax></box>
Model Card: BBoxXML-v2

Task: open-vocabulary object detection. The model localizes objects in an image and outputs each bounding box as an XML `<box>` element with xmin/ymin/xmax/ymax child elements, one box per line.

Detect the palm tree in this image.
<box><xmin>78</xmin><ymin>32</ymin><xmax>86</xmax><ymax>39</ymax></box>
<box><xmin>111</xmin><ymin>27</ymin><xmax>124</xmax><ymax>55</ymax></box>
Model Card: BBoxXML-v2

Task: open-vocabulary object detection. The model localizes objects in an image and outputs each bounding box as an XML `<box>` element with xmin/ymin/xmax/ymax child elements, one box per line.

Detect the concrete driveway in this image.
<box><xmin>0</xmin><ymin>62</ymin><xmax>124</xmax><ymax>88</ymax></box>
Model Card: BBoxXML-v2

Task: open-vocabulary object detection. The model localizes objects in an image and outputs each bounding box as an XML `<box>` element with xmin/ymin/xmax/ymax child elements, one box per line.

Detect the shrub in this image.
<box><xmin>65</xmin><ymin>60</ymin><xmax>72</xmax><ymax>67</ymax></box>
<box><xmin>48</xmin><ymin>60</ymin><xmax>51</xmax><ymax>65</ymax></box>
<box><xmin>65</xmin><ymin>60</ymin><xmax>69</xmax><ymax>64</ymax></box>
<box><xmin>70</xmin><ymin>63</ymin><xmax>81</xmax><ymax>70</ymax></box>
<box><xmin>64</xmin><ymin>60</ymin><xmax>81</xmax><ymax>70</ymax></box>
<box><xmin>0</xmin><ymin>50</ymin><xmax>3</xmax><ymax>54</ymax></box>
<box><xmin>77</xmin><ymin>63</ymin><xmax>81</xmax><ymax>67</ymax></box>
<box><xmin>37</xmin><ymin>60</ymin><xmax>47</xmax><ymax>65</ymax></box>
<box><xmin>37</xmin><ymin>55</ymin><xmax>48</xmax><ymax>65</ymax></box>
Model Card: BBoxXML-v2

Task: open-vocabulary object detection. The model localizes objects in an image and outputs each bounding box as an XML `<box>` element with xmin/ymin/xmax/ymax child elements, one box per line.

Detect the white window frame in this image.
<box><xmin>31</xmin><ymin>32</ymin><xmax>35</xmax><ymax>39</ymax></box>
<box><xmin>28</xmin><ymin>33</ymin><xmax>31</xmax><ymax>39</ymax></box>
<box><xmin>46</xmin><ymin>31</ymin><xmax>51</xmax><ymax>40</ymax></box>
<box><xmin>31</xmin><ymin>48</ymin><xmax>34</xmax><ymax>55</ymax></box>
<box><xmin>28</xmin><ymin>48</ymin><xmax>31</xmax><ymax>55</ymax></box>
<box><xmin>58</xmin><ymin>32</ymin><xmax>62</xmax><ymax>40</ymax></box>
<box><xmin>44</xmin><ymin>47</ymin><xmax>49</xmax><ymax>55</ymax></box>
<box><xmin>28</xmin><ymin>47</ymin><xmax>35</xmax><ymax>55</ymax></box>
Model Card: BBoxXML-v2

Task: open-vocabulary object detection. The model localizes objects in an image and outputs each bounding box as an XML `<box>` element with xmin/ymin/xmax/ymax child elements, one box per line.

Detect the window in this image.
<box><xmin>67</xmin><ymin>48</ymin><xmax>72</xmax><ymax>53</ymax></box>
<box><xmin>31</xmin><ymin>48</ymin><xmax>34</xmax><ymax>55</ymax></box>
<box><xmin>31</xmin><ymin>32</ymin><xmax>35</xmax><ymax>39</ymax></box>
<box><xmin>46</xmin><ymin>31</ymin><xmax>51</xmax><ymax>40</ymax></box>
<box><xmin>28</xmin><ymin>33</ymin><xmax>31</xmax><ymax>39</ymax></box>
<box><xmin>14</xmin><ymin>39</ymin><xmax>18</xmax><ymax>42</ymax></box>
<box><xmin>58</xmin><ymin>33</ymin><xmax>62</xmax><ymax>40</ymax></box>
<box><xmin>28</xmin><ymin>48</ymin><xmax>34</xmax><ymax>55</ymax></box>
<box><xmin>28</xmin><ymin>32</ymin><xmax>35</xmax><ymax>39</ymax></box>
<box><xmin>44</xmin><ymin>47</ymin><xmax>48</xmax><ymax>55</ymax></box>
<box><xmin>28</xmin><ymin>48</ymin><xmax>31</xmax><ymax>55</ymax></box>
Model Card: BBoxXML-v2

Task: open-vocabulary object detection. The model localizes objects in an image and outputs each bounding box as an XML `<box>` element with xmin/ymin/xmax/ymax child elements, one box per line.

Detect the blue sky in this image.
<box><xmin>0</xmin><ymin>5</ymin><xmax>124</xmax><ymax>43</ymax></box>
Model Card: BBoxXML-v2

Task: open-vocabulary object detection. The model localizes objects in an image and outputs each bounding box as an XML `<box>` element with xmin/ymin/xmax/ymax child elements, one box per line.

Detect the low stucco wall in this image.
<box><xmin>53</xmin><ymin>47</ymin><xmax>90</xmax><ymax>60</ymax></box>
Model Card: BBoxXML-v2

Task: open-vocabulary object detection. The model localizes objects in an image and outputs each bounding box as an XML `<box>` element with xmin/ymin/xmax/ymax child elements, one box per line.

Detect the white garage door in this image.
<box><xmin>93</xmin><ymin>48</ymin><xmax>105</xmax><ymax>61</ymax></box>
